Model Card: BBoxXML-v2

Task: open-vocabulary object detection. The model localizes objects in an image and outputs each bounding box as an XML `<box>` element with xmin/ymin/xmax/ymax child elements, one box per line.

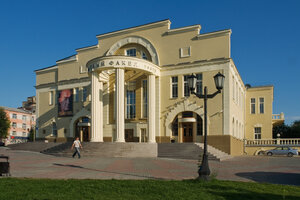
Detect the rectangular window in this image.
<box><xmin>74</xmin><ymin>88</ymin><xmax>79</xmax><ymax>102</ymax></box>
<box><xmin>254</xmin><ymin>127</ymin><xmax>261</xmax><ymax>139</ymax></box>
<box><xmin>171</xmin><ymin>76</ymin><xmax>178</xmax><ymax>98</ymax></box>
<box><xmin>22</xmin><ymin>115</ymin><xmax>26</xmax><ymax>121</ymax></box>
<box><xmin>22</xmin><ymin>132</ymin><xmax>27</xmax><ymax>137</ymax></box>
<box><xmin>184</xmin><ymin>75</ymin><xmax>190</xmax><ymax>97</ymax></box>
<box><xmin>197</xmin><ymin>115</ymin><xmax>203</xmax><ymax>136</ymax></box>
<box><xmin>49</xmin><ymin>91</ymin><xmax>53</xmax><ymax>105</ymax></box>
<box><xmin>22</xmin><ymin>123</ymin><xmax>26</xmax><ymax>130</ymax></box>
<box><xmin>251</xmin><ymin>98</ymin><xmax>256</xmax><ymax>114</ymax></box>
<box><xmin>259</xmin><ymin>97</ymin><xmax>264</xmax><ymax>114</ymax></box>
<box><xmin>126</xmin><ymin>49</ymin><xmax>136</xmax><ymax>57</ymax></box>
<box><xmin>82</xmin><ymin>87</ymin><xmax>87</xmax><ymax>101</ymax></box>
<box><xmin>12</xmin><ymin>113</ymin><xmax>17</xmax><ymax>119</ymax></box>
<box><xmin>196</xmin><ymin>73</ymin><xmax>203</xmax><ymax>95</ymax></box>
<box><xmin>142</xmin><ymin>80</ymin><xmax>147</xmax><ymax>118</ymax></box>
<box><xmin>126</xmin><ymin>81</ymin><xmax>136</xmax><ymax>119</ymax></box>
<box><xmin>12</xmin><ymin>122</ymin><xmax>17</xmax><ymax>128</ymax></box>
<box><xmin>12</xmin><ymin>131</ymin><xmax>16</xmax><ymax>136</ymax></box>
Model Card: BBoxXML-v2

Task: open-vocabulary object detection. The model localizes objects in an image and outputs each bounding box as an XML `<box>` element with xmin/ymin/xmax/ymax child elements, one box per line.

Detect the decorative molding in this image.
<box><xmin>164</xmin><ymin>99</ymin><xmax>208</xmax><ymax>137</ymax></box>
<box><xmin>87</xmin><ymin>55</ymin><xmax>161</xmax><ymax>76</ymax></box>
<box><xmin>76</xmin><ymin>45</ymin><xmax>98</xmax><ymax>52</ymax></box>
<box><xmin>106</xmin><ymin>36</ymin><xmax>159</xmax><ymax>65</ymax></box>
<box><xmin>196</xmin><ymin>29</ymin><xmax>232</xmax><ymax>40</ymax></box>
<box><xmin>166</xmin><ymin>25</ymin><xmax>201</xmax><ymax>35</ymax></box>
<box><xmin>96</xmin><ymin>19</ymin><xmax>170</xmax><ymax>39</ymax></box>
<box><xmin>180</xmin><ymin>46</ymin><xmax>191</xmax><ymax>58</ymax></box>
<box><xmin>56</xmin><ymin>55</ymin><xmax>77</xmax><ymax>64</ymax></box>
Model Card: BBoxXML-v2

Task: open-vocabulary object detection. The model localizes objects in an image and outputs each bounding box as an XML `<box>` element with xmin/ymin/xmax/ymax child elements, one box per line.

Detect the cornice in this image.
<box><xmin>35</xmin><ymin>65</ymin><xmax>57</xmax><ymax>73</ymax></box>
<box><xmin>76</xmin><ymin>45</ymin><xmax>98</xmax><ymax>52</ymax></box>
<box><xmin>160</xmin><ymin>57</ymin><xmax>230</xmax><ymax>71</ymax></box>
<box><xmin>165</xmin><ymin>25</ymin><xmax>201</xmax><ymax>36</ymax></box>
<box><xmin>196</xmin><ymin>29</ymin><xmax>232</xmax><ymax>40</ymax></box>
<box><xmin>96</xmin><ymin>19</ymin><xmax>170</xmax><ymax>40</ymax></box>
<box><xmin>56</xmin><ymin>55</ymin><xmax>77</xmax><ymax>64</ymax></box>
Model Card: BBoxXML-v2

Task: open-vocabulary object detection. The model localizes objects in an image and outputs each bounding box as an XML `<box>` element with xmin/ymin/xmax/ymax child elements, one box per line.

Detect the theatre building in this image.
<box><xmin>35</xmin><ymin>20</ymin><xmax>283</xmax><ymax>155</ymax></box>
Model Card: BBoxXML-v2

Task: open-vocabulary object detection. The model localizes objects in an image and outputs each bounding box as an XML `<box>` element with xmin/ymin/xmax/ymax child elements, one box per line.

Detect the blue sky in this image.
<box><xmin>0</xmin><ymin>0</ymin><xmax>299</xmax><ymax>125</ymax></box>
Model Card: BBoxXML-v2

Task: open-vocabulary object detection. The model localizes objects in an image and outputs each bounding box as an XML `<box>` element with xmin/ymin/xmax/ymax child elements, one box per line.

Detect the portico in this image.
<box><xmin>87</xmin><ymin>56</ymin><xmax>161</xmax><ymax>143</ymax></box>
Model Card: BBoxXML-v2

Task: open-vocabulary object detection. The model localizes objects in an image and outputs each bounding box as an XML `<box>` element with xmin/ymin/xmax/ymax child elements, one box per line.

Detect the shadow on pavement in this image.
<box><xmin>236</xmin><ymin>171</ymin><xmax>300</xmax><ymax>186</ymax></box>
<box><xmin>53</xmin><ymin>163</ymin><xmax>163</xmax><ymax>180</ymax></box>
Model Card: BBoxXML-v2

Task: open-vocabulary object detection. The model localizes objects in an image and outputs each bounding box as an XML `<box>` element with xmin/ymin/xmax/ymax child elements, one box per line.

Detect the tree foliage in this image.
<box><xmin>0</xmin><ymin>108</ymin><xmax>10</xmax><ymax>139</ymax></box>
<box><xmin>273</xmin><ymin>120</ymin><xmax>300</xmax><ymax>138</ymax></box>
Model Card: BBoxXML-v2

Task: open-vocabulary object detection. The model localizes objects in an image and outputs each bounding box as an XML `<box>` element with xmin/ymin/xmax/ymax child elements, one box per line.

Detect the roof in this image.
<box><xmin>34</xmin><ymin>64</ymin><xmax>57</xmax><ymax>72</ymax></box>
<box><xmin>0</xmin><ymin>106</ymin><xmax>33</xmax><ymax>114</ymax></box>
<box><xmin>246</xmin><ymin>85</ymin><xmax>274</xmax><ymax>89</ymax></box>
<box><xmin>56</xmin><ymin>54</ymin><xmax>77</xmax><ymax>63</ymax></box>
<box><xmin>96</xmin><ymin>19</ymin><xmax>170</xmax><ymax>38</ymax></box>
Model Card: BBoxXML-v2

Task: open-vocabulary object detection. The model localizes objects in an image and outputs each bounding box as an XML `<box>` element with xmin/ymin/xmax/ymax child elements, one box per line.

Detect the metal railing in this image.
<box><xmin>245</xmin><ymin>138</ymin><xmax>300</xmax><ymax>146</ymax></box>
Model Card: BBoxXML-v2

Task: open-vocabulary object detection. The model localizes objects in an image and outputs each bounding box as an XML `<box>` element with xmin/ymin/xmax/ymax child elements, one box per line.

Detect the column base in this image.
<box><xmin>115</xmin><ymin>139</ymin><xmax>125</xmax><ymax>143</ymax></box>
<box><xmin>147</xmin><ymin>140</ymin><xmax>156</xmax><ymax>143</ymax></box>
<box><xmin>90</xmin><ymin>138</ymin><xmax>103</xmax><ymax>142</ymax></box>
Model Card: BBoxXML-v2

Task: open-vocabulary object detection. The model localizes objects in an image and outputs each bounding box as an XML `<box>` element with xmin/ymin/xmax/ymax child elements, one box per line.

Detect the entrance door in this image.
<box><xmin>182</xmin><ymin>123</ymin><xmax>193</xmax><ymax>142</ymax></box>
<box><xmin>82</xmin><ymin>126</ymin><xmax>90</xmax><ymax>142</ymax></box>
<box><xmin>125</xmin><ymin>129</ymin><xmax>134</xmax><ymax>142</ymax></box>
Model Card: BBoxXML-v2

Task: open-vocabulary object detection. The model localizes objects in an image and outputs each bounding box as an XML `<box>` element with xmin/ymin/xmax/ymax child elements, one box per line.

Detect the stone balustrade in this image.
<box><xmin>245</xmin><ymin>138</ymin><xmax>300</xmax><ymax>146</ymax></box>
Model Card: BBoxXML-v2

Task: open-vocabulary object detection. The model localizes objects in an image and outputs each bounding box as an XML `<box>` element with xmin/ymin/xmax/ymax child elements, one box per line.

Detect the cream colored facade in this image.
<box><xmin>35</xmin><ymin>20</ymin><xmax>282</xmax><ymax>155</ymax></box>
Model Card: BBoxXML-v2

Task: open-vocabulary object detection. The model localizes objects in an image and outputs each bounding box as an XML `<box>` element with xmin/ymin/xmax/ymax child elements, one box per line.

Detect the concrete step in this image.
<box><xmin>7</xmin><ymin>141</ymin><xmax>62</xmax><ymax>152</ymax></box>
<box><xmin>157</xmin><ymin>143</ymin><xmax>219</xmax><ymax>161</ymax></box>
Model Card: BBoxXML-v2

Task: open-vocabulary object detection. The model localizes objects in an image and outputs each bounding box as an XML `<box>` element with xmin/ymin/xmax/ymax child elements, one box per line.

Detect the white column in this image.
<box><xmin>147</xmin><ymin>74</ymin><xmax>156</xmax><ymax>143</ymax></box>
<box><xmin>115</xmin><ymin>68</ymin><xmax>125</xmax><ymax>142</ymax></box>
<box><xmin>91</xmin><ymin>72</ymin><xmax>103</xmax><ymax>142</ymax></box>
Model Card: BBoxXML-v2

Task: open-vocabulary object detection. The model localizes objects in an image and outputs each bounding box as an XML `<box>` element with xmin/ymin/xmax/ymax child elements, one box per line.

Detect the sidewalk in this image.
<box><xmin>1</xmin><ymin>147</ymin><xmax>300</xmax><ymax>185</ymax></box>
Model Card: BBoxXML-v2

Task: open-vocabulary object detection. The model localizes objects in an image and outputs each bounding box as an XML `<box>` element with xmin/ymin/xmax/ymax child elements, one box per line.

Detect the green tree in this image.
<box><xmin>290</xmin><ymin>120</ymin><xmax>300</xmax><ymax>138</ymax></box>
<box><xmin>272</xmin><ymin>123</ymin><xmax>290</xmax><ymax>138</ymax></box>
<box><xmin>0</xmin><ymin>107</ymin><xmax>10</xmax><ymax>139</ymax></box>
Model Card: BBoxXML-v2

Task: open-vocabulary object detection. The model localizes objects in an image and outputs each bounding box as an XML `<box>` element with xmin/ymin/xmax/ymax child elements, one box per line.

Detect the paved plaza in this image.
<box><xmin>0</xmin><ymin>147</ymin><xmax>300</xmax><ymax>186</ymax></box>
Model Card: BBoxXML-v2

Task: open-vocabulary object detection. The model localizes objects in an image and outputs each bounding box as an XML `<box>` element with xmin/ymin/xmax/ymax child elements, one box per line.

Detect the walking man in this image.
<box><xmin>71</xmin><ymin>137</ymin><xmax>82</xmax><ymax>158</ymax></box>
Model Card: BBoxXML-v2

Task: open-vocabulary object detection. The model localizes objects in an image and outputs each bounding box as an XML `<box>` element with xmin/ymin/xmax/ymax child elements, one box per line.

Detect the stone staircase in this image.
<box><xmin>42</xmin><ymin>142</ymin><xmax>158</xmax><ymax>158</ymax></box>
<box><xmin>7</xmin><ymin>141</ymin><xmax>62</xmax><ymax>152</ymax></box>
<box><xmin>195</xmin><ymin>143</ymin><xmax>232</xmax><ymax>161</ymax></box>
<box><xmin>7</xmin><ymin>142</ymin><xmax>231</xmax><ymax>161</ymax></box>
<box><xmin>158</xmin><ymin>143</ymin><xmax>231</xmax><ymax>161</ymax></box>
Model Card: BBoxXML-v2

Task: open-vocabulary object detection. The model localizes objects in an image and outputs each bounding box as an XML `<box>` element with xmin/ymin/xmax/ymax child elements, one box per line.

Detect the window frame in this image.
<box><xmin>126</xmin><ymin>81</ymin><xmax>136</xmax><ymax>119</ymax></box>
<box><xmin>250</xmin><ymin>98</ymin><xmax>256</xmax><ymax>114</ymax></box>
<box><xmin>183</xmin><ymin>75</ymin><xmax>190</xmax><ymax>97</ymax></box>
<box><xmin>142</xmin><ymin>79</ymin><xmax>148</xmax><ymax>118</ymax></box>
<box><xmin>196</xmin><ymin>73</ymin><xmax>203</xmax><ymax>95</ymax></box>
<box><xmin>259</xmin><ymin>97</ymin><xmax>264</xmax><ymax>114</ymax></box>
<box><xmin>254</xmin><ymin>127</ymin><xmax>262</xmax><ymax>139</ymax></box>
<box><xmin>171</xmin><ymin>76</ymin><xmax>178</xmax><ymax>98</ymax></box>
<box><xmin>125</xmin><ymin>48</ymin><xmax>137</xmax><ymax>57</ymax></box>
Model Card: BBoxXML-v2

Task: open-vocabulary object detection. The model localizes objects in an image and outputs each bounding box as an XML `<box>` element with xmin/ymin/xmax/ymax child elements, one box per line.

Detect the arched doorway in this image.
<box><xmin>75</xmin><ymin>117</ymin><xmax>91</xmax><ymax>142</ymax></box>
<box><xmin>172</xmin><ymin>112</ymin><xmax>203</xmax><ymax>143</ymax></box>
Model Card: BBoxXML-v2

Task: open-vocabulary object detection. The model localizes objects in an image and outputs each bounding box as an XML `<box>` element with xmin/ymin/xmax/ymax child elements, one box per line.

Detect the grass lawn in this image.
<box><xmin>0</xmin><ymin>178</ymin><xmax>299</xmax><ymax>200</ymax></box>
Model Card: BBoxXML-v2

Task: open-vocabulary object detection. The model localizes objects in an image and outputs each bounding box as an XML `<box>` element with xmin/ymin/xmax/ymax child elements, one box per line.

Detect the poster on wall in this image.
<box><xmin>58</xmin><ymin>89</ymin><xmax>73</xmax><ymax>117</ymax></box>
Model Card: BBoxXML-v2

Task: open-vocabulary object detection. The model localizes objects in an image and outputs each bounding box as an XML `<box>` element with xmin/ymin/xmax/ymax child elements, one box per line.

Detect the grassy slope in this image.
<box><xmin>0</xmin><ymin>178</ymin><xmax>299</xmax><ymax>200</ymax></box>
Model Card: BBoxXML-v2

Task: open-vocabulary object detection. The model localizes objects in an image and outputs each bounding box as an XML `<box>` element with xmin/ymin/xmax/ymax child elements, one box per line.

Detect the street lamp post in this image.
<box><xmin>188</xmin><ymin>72</ymin><xmax>225</xmax><ymax>180</ymax></box>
